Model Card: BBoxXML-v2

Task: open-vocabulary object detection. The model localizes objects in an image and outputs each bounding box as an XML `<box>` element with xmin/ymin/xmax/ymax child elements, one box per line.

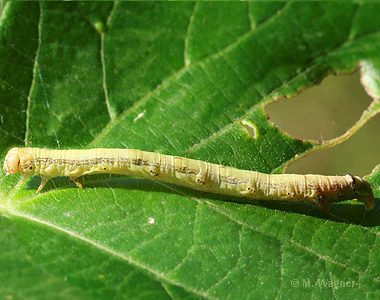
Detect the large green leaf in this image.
<box><xmin>1</xmin><ymin>2</ymin><xmax>380</xmax><ymax>299</ymax></box>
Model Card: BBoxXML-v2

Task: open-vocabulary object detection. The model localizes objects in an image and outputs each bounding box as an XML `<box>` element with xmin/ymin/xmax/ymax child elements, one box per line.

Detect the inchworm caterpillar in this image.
<box><xmin>3</xmin><ymin>147</ymin><xmax>375</xmax><ymax>211</ymax></box>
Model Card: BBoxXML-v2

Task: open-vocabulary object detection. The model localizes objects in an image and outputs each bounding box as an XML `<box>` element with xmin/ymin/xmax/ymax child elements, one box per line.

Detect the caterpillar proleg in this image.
<box><xmin>3</xmin><ymin>147</ymin><xmax>375</xmax><ymax>211</ymax></box>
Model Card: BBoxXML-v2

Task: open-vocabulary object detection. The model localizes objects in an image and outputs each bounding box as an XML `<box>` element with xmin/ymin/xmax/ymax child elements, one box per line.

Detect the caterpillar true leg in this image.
<box><xmin>69</xmin><ymin>178</ymin><xmax>83</xmax><ymax>189</ymax></box>
<box><xmin>16</xmin><ymin>176</ymin><xmax>29</xmax><ymax>190</ymax></box>
<box><xmin>37</xmin><ymin>176</ymin><xmax>52</xmax><ymax>193</ymax></box>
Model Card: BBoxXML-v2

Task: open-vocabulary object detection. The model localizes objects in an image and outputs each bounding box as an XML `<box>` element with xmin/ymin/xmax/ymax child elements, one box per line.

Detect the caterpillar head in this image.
<box><xmin>4</xmin><ymin>147</ymin><xmax>21</xmax><ymax>175</ymax></box>
<box><xmin>4</xmin><ymin>147</ymin><xmax>35</xmax><ymax>177</ymax></box>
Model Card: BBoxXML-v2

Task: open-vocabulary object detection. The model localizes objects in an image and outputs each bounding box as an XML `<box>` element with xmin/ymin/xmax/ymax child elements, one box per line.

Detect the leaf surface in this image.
<box><xmin>1</xmin><ymin>2</ymin><xmax>380</xmax><ymax>299</ymax></box>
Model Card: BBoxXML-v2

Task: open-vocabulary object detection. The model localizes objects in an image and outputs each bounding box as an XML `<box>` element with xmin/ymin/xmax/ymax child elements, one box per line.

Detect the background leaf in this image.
<box><xmin>1</xmin><ymin>2</ymin><xmax>380</xmax><ymax>299</ymax></box>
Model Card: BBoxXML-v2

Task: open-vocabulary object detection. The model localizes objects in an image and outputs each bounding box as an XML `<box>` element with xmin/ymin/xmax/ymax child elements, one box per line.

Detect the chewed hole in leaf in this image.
<box><xmin>286</xmin><ymin>114</ymin><xmax>380</xmax><ymax>177</ymax></box>
<box><xmin>266</xmin><ymin>71</ymin><xmax>380</xmax><ymax>177</ymax></box>
<box><xmin>266</xmin><ymin>71</ymin><xmax>372</xmax><ymax>141</ymax></box>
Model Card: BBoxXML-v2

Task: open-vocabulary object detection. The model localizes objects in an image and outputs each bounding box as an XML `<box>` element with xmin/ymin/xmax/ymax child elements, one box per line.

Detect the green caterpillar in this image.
<box><xmin>3</xmin><ymin>147</ymin><xmax>375</xmax><ymax>211</ymax></box>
